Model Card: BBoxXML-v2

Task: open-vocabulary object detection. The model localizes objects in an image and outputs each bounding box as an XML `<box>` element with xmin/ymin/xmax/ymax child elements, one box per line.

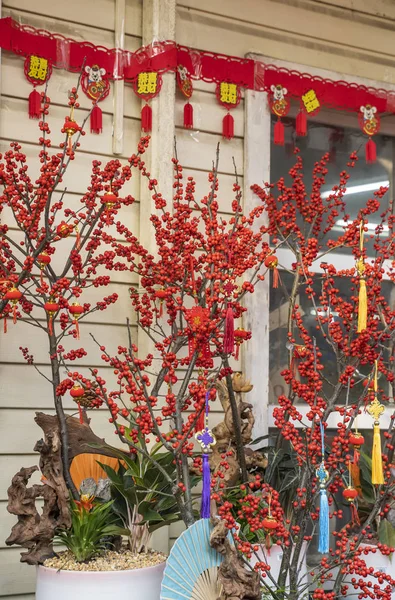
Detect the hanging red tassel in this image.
<box><xmin>273</xmin><ymin>267</ymin><xmax>279</xmax><ymax>288</ymax></box>
<box><xmin>48</xmin><ymin>316</ymin><xmax>53</xmax><ymax>336</ymax></box>
<box><xmin>223</xmin><ymin>112</ymin><xmax>234</xmax><ymax>140</ymax></box>
<box><xmin>366</xmin><ymin>138</ymin><xmax>376</xmax><ymax>163</ymax></box>
<box><xmin>73</xmin><ymin>318</ymin><xmax>80</xmax><ymax>340</ymax></box>
<box><xmin>195</xmin><ymin>408</ymin><xmax>205</xmax><ymax>434</ymax></box>
<box><xmin>274</xmin><ymin>119</ymin><xmax>285</xmax><ymax>146</ymax></box>
<box><xmin>224</xmin><ymin>305</ymin><xmax>235</xmax><ymax>354</ymax></box>
<box><xmin>13</xmin><ymin>305</ymin><xmax>17</xmax><ymax>324</ymax></box>
<box><xmin>296</xmin><ymin>110</ymin><xmax>307</xmax><ymax>137</ymax></box>
<box><xmin>3</xmin><ymin>317</ymin><xmax>7</xmax><ymax>334</ymax></box>
<box><xmin>141</xmin><ymin>104</ymin><xmax>152</xmax><ymax>133</ymax></box>
<box><xmin>29</xmin><ymin>89</ymin><xmax>41</xmax><ymax>119</ymax></box>
<box><xmin>184</xmin><ymin>102</ymin><xmax>193</xmax><ymax>129</ymax></box>
<box><xmin>90</xmin><ymin>104</ymin><xmax>103</xmax><ymax>134</ymax></box>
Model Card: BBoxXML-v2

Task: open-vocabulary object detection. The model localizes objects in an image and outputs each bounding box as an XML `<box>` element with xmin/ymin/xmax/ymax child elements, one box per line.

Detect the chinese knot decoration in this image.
<box><xmin>177</xmin><ymin>65</ymin><xmax>194</xmax><ymax>129</ymax></box>
<box><xmin>195</xmin><ymin>391</ymin><xmax>216</xmax><ymax>519</ymax></box>
<box><xmin>24</xmin><ymin>55</ymin><xmax>52</xmax><ymax>119</ymax></box>
<box><xmin>81</xmin><ymin>64</ymin><xmax>110</xmax><ymax>134</ymax></box>
<box><xmin>269</xmin><ymin>84</ymin><xmax>290</xmax><ymax>146</ymax></box>
<box><xmin>359</xmin><ymin>104</ymin><xmax>380</xmax><ymax>163</ymax></box>
<box><xmin>133</xmin><ymin>71</ymin><xmax>162</xmax><ymax>133</ymax></box>
<box><xmin>216</xmin><ymin>81</ymin><xmax>241</xmax><ymax>140</ymax></box>
<box><xmin>367</xmin><ymin>360</ymin><xmax>385</xmax><ymax>485</ymax></box>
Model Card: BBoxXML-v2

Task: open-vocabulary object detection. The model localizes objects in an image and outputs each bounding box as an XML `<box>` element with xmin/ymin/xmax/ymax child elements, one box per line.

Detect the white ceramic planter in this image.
<box><xmin>36</xmin><ymin>560</ymin><xmax>166</xmax><ymax>600</ymax></box>
<box><xmin>344</xmin><ymin>544</ymin><xmax>395</xmax><ymax>600</ymax></box>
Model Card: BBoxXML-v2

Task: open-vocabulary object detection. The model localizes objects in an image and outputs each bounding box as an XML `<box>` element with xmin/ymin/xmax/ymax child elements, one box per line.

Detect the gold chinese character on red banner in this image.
<box><xmin>302</xmin><ymin>89</ymin><xmax>320</xmax><ymax>114</ymax></box>
<box><xmin>27</xmin><ymin>56</ymin><xmax>49</xmax><ymax>82</ymax></box>
<box><xmin>219</xmin><ymin>82</ymin><xmax>238</xmax><ymax>105</ymax></box>
<box><xmin>137</xmin><ymin>72</ymin><xmax>158</xmax><ymax>95</ymax></box>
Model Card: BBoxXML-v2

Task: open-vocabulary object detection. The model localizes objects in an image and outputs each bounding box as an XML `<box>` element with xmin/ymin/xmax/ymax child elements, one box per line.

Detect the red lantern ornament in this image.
<box><xmin>69</xmin><ymin>302</ymin><xmax>84</xmax><ymax>339</ymax></box>
<box><xmin>70</xmin><ymin>384</ymin><xmax>85</xmax><ymax>424</ymax></box>
<box><xmin>290</xmin><ymin>344</ymin><xmax>307</xmax><ymax>377</ymax></box>
<box><xmin>57</xmin><ymin>221</ymin><xmax>73</xmax><ymax>238</ymax></box>
<box><xmin>349</xmin><ymin>430</ymin><xmax>364</xmax><ymax>497</ymax></box>
<box><xmin>24</xmin><ymin>55</ymin><xmax>52</xmax><ymax>119</ymax></box>
<box><xmin>216</xmin><ymin>82</ymin><xmax>241</xmax><ymax>140</ymax></box>
<box><xmin>343</xmin><ymin>486</ymin><xmax>358</xmax><ymax>502</ymax></box>
<box><xmin>264</xmin><ymin>254</ymin><xmax>279</xmax><ymax>288</ymax></box>
<box><xmin>62</xmin><ymin>115</ymin><xmax>81</xmax><ymax>155</ymax></box>
<box><xmin>81</xmin><ymin>65</ymin><xmax>110</xmax><ymax>134</ymax></box>
<box><xmin>133</xmin><ymin>71</ymin><xmax>162</xmax><ymax>133</ymax></box>
<box><xmin>359</xmin><ymin>105</ymin><xmax>380</xmax><ymax>163</ymax></box>
<box><xmin>262</xmin><ymin>516</ymin><xmax>279</xmax><ymax>530</ymax></box>
<box><xmin>269</xmin><ymin>84</ymin><xmax>290</xmax><ymax>146</ymax></box>
<box><xmin>177</xmin><ymin>65</ymin><xmax>194</xmax><ymax>129</ymax></box>
<box><xmin>234</xmin><ymin>328</ymin><xmax>250</xmax><ymax>361</ymax></box>
<box><xmin>4</xmin><ymin>286</ymin><xmax>22</xmax><ymax>327</ymax></box>
<box><xmin>37</xmin><ymin>252</ymin><xmax>51</xmax><ymax>286</ymax></box>
<box><xmin>101</xmin><ymin>192</ymin><xmax>117</xmax><ymax>210</ymax></box>
<box><xmin>44</xmin><ymin>298</ymin><xmax>59</xmax><ymax>336</ymax></box>
<box><xmin>155</xmin><ymin>288</ymin><xmax>167</xmax><ymax>318</ymax></box>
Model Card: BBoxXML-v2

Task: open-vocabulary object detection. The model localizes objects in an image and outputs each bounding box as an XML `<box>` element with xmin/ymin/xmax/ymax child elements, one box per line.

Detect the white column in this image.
<box><xmin>139</xmin><ymin>0</ymin><xmax>176</xmax><ymax>554</ymax></box>
<box><xmin>242</xmin><ymin>82</ymin><xmax>271</xmax><ymax>442</ymax></box>
<box><xmin>112</xmin><ymin>0</ymin><xmax>125</xmax><ymax>155</ymax></box>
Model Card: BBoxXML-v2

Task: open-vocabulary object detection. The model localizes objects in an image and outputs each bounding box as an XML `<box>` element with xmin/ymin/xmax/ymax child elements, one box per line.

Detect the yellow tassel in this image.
<box><xmin>357</xmin><ymin>278</ymin><xmax>367</xmax><ymax>332</ymax></box>
<box><xmin>372</xmin><ymin>422</ymin><xmax>384</xmax><ymax>485</ymax></box>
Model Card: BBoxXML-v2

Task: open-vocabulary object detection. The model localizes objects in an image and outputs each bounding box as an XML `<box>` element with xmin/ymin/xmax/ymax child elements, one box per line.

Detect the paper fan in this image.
<box><xmin>160</xmin><ymin>518</ymin><xmax>223</xmax><ymax>600</ymax></box>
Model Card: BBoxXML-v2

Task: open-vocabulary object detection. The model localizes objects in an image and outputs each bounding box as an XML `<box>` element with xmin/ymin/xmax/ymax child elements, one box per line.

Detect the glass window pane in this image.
<box><xmin>270</xmin><ymin>115</ymin><xmax>393</xmax><ymax>254</ymax></box>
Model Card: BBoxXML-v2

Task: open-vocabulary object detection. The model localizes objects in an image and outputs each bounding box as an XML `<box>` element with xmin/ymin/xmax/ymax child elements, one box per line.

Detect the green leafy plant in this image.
<box><xmin>99</xmin><ymin>441</ymin><xmax>200</xmax><ymax>553</ymax></box>
<box><xmin>56</xmin><ymin>496</ymin><xmax>121</xmax><ymax>562</ymax></box>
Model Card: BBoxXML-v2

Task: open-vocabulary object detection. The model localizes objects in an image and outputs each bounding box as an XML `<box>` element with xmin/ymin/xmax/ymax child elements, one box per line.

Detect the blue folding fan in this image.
<box><xmin>161</xmin><ymin>391</ymin><xmax>223</xmax><ymax>600</ymax></box>
<box><xmin>160</xmin><ymin>518</ymin><xmax>223</xmax><ymax>600</ymax></box>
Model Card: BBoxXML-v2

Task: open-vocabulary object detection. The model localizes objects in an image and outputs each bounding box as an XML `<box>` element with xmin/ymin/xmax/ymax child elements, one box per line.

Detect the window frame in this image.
<box><xmin>243</xmin><ymin>55</ymin><xmax>395</xmax><ymax>436</ymax></box>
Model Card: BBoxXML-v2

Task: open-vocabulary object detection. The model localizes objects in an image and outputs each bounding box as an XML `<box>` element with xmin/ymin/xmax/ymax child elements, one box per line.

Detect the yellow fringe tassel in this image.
<box><xmin>357</xmin><ymin>278</ymin><xmax>367</xmax><ymax>332</ymax></box>
<box><xmin>372</xmin><ymin>422</ymin><xmax>384</xmax><ymax>485</ymax></box>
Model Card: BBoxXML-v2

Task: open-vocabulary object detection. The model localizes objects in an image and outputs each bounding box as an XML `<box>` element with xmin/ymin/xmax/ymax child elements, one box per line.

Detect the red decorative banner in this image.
<box><xmin>1</xmin><ymin>16</ymin><xmax>395</xmax><ymax>117</ymax></box>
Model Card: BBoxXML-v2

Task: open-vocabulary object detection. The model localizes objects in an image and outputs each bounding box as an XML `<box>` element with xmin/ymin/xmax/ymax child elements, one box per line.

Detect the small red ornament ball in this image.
<box><xmin>57</xmin><ymin>222</ymin><xmax>73</xmax><ymax>238</ymax></box>
<box><xmin>44</xmin><ymin>300</ymin><xmax>59</xmax><ymax>314</ymax></box>
<box><xmin>4</xmin><ymin>287</ymin><xmax>22</xmax><ymax>302</ymax></box>
<box><xmin>343</xmin><ymin>487</ymin><xmax>358</xmax><ymax>503</ymax></box>
<box><xmin>349</xmin><ymin>432</ymin><xmax>365</xmax><ymax>447</ymax></box>
<box><xmin>69</xmin><ymin>302</ymin><xmax>84</xmax><ymax>317</ymax></box>
<box><xmin>262</xmin><ymin>516</ymin><xmax>279</xmax><ymax>530</ymax></box>
<box><xmin>234</xmin><ymin>328</ymin><xmax>249</xmax><ymax>341</ymax></box>
<box><xmin>70</xmin><ymin>384</ymin><xmax>84</xmax><ymax>399</ymax></box>
<box><xmin>37</xmin><ymin>252</ymin><xmax>51</xmax><ymax>267</ymax></box>
<box><xmin>264</xmin><ymin>255</ymin><xmax>278</xmax><ymax>270</ymax></box>
<box><xmin>101</xmin><ymin>193</ymin><xmax>117</xmax><ymax>208</ymax></box>
<box><xmin>155</xmin><ymin>289</ymin><xmax>167</xmax><ymax>300</ymax></box>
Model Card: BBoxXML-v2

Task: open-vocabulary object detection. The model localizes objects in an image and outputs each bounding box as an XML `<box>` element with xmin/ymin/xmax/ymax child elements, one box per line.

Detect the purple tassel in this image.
<box><xmin>201</xmin><ymin>453</ymin><xmax>211</xmax><ymax>518</ymax></box>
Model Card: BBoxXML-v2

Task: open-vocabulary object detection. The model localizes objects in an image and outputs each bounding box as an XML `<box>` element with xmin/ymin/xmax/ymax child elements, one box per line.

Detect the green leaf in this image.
<box><xmin>378</xmin><ymin>520</ymin><xmax>395</xmax><ymax>558</ymax></box>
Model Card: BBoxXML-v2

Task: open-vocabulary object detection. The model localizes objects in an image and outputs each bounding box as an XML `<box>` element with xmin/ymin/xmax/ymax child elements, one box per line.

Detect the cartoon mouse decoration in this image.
<box><xmin>81</xmin><ymin>64</ymin><xmax>110</xmax><ymax>134</ymax></box>
<box><xmin>359</xmin><ymin>104</ymin><xmax>380</xmax><ymax>163</ymax></box>
<box><xmin>269</xmin><ymin>84</ymin><xmax>290</xmax><ymax>146</ymax></box>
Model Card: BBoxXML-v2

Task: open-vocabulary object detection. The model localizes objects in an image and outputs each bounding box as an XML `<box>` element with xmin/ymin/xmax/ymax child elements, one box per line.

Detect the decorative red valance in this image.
<box><xmin>0</xmin><ymin>16</ymin><xmax>394</xmax><ymax>150</ymax></box>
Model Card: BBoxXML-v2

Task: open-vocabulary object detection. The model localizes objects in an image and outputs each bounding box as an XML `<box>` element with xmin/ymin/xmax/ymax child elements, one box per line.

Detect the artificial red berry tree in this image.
<box><xmin>4</xmin><ymin>78</ymin><xmax>395</xmax><ymax>600</ymax></box>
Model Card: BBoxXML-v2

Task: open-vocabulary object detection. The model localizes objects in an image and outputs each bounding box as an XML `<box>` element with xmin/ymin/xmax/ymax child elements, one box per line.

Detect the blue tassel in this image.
<box><xmin>318</xmin><ymin>487</ymin><xmax>329</xmax><ymax>553</ymax></box>
<box><xmin>201</xmin><ymin>453</ymin><xmax>211</xmax><ymax>518</ymax></box>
